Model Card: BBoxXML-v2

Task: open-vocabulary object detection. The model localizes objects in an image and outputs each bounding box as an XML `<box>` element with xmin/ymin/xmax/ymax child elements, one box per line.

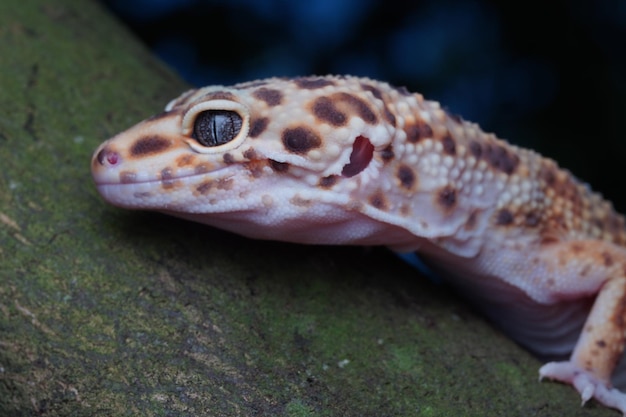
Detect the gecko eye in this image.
<box><xmin>182</xmin><ymin>99</ymin><xmax>250</xmax><ymax>154</ymax></box>
<box><xmin>192</xmin><ymin>110</ymin><xmax>243</xmax><ymax>147</ymax></box>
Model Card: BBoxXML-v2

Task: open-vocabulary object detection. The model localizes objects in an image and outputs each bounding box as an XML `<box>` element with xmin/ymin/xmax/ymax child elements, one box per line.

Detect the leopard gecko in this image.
<box><xmin>91</xmin><ymin>75</ymin><xmax>626</xmax><ymax>414</ymax></box>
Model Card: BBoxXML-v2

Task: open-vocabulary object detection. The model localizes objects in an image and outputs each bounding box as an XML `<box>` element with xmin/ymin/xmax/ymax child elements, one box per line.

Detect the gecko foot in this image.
<box><xmin>540</xmin><ymin>361</ymin><xmax>626</xmax><ymax>415</ymax></box>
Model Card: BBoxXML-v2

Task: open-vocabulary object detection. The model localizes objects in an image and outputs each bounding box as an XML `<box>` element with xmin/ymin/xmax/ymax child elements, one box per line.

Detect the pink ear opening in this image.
<box><xmin>341</xmin><ymin>136</ymin><xmax>374</xmax><ymax>178</ymax></box>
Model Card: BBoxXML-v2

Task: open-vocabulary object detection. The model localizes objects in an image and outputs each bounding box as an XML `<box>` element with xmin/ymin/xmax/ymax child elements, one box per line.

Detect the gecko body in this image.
<box><xmin>92</xmin><ymin>75</ymin><xmax>626</xmax><ymax>414</ymax></box>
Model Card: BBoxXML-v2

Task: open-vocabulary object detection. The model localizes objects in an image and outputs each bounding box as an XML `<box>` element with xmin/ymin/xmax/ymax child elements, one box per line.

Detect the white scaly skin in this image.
<box><xmin>92</xmin><ymin>75</ymin><xmax>626</xmax><ymax>414</ymax></box>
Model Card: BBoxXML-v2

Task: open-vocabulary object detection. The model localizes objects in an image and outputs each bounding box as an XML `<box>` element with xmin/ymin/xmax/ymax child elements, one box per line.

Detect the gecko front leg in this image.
<box><xmin>538</xmin><ymin>241</ymin><xmax>626</xmax><ymax>414</ymax></box>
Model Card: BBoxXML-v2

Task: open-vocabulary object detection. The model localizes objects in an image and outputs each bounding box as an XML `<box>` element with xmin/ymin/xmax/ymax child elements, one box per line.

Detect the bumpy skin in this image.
<box><xmin>92</xmin><ymin>75</ymin><xmax>626</xmax><ymax>414</ymax></box>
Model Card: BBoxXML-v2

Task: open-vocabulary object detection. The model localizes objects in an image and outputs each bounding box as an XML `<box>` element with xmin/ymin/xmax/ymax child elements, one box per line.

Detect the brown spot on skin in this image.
<box><xmin>245</xmin><ymin>161</ymin><xmax>264</xmax><ymax>178</ymax></box>
<box><xmin>195</xmin><ymin>163</ymin><xmax>211</xmax><ymax>174</ymax></box>
<box><xmin>469</xmin><ymin>141</ymin><xmax>482</xmax><ymax>159</ymax></box>
<box><xmin>525</xmin><ymin>212</ymin><xmax>541</xmax><ymax>227</ymax></box>
<box><xmin>360</xmin><ymin>83</ymin><xmax>383</xmax><ymax>100</ymax></box>
<box><xmin>223</xmin><ymin>153</ymin><xmax>235</xmax><ymax>164</ymax></box>
<box><xmin>335</xmin><ymin>92</ymin><xmax>377</xmax><ymax>124</ymax></box>
<box><xmin>397</xmin><ymin>165</ymin><xmax>416</xmax><ymax>190</ymax></box>
<box><xmin>382</xmin><ymin>107</ymin><xmax>396</xmax><ymax>125</ymax></box>
<box><xmin>120</xmin><ymin>171</ymin><xmax>136</xmax><ymax>184</ymax></box>
<box><xmin>484</xmin><ymin>144</ymin><xmax>519</xmax><ymax>174</ymax></box>
<box><xmin>290</xmin><ymin>196</ymin><xmax>312</xmax><ymax>207</ymax></box>
<box><xmin>243</xmin><ymin>148</ymin><xmax>257</xmax><ymax>160</ymax></box>
<box><xmin>369</xmin><ymin>191</ymin><xmax>389</xmax><ymax>211</ymax></box>
<box><xmin>405</xmin><ymin>122</ymin><xmax>433</xmax><ymax>143</ymax></box>
<box><xmin>313</xmin><ymin>96</ymin><xmax>346</xmax><ymax>126</ymax></box>
<box><xmin>161</xmin><ymin>168</ymin><xmax>176</xmax><ymax>189</ymax></box>
<box><xmin>540</xmin><ymin>235</ymin><xmax>560</xmax><ymax>245</ymax></box>
<box><xmin>161</xmin><ymin>168</ymin><xmax>173</xmax><ymax>181</ymax></box>
<box><xmin>602</xmin><ymin>251</ymin><xmax>614</xmax><ymax>267</ymax></box>
<box><xmin>312</xmin><ymin>93</ymin><xmax>377</xmax><ymax>126</ymax></box>
<box><xmin>597</xmin><ymin>340</ymin><xmax>607</xmax><ymax>348</ymax></box>
<box><xmin>360</xmin><ymin>83</ymin><xmax>396</xmax><ymax>125</ymax></box>
<box><xmin>437</xmin><ymin>186</ymin><xmax>457</xmax><ymax>211</ymax></box>
<box><xmin>217</xmin><ymin>178</ymin><xmax>234</xmax><ymax>190</ymax></box>
<box><xmin>249</xmin><ymin>117</ymin><xmax>269</xmax><ymax>138</ymax></box>
<box><xmin>130</xmin><ymin>136</ymin><xmax>170</xmax><ymax>157</ymax></box>
<box><xmin>381</xmin><ymin>145</ymin><xmax>394</xmax><ymax>162</ymax></box>
<box><xmin>546</xmin><ymin>277</ymin><xmax>556</xmax><ymax>287</ymax></box>
<box><xmin>571</xmin><ymin>243</ymin><xmax>584</xmax><ymax>253</ymax></box>
<box><xmin>496</xmin><ymin>209</ymin><xmax>514</xmax><ymax>226</ymax></box>
<box><xmin>203</xmin><ymin>91</ymin><xmax>236</xmax><ymax>101</ymax></box>
<box><xmin>294</xmin><ymin>77</ymin><xmax>336</xmax><ymax>89</ymax></box>
<box><xmin>282</xmin><ymin>127</ymin><xmax>322</xmax><ymax>154</ymax></box>
<box><xmin>540</xmin><ymin>164</ymin><xmax>557</xmax><ymax>186</ymax></box>
<box><xmin>319</xmin><ymin>175</ymin><xmax>338</xmax><ymax>188</ymax></box>
<box><xmin>441</xmin><ymin>135</ymin><xmax>456</xmax><ymax>155</ymax></box>
<box><xmin>253</xmin><ymin>88</ymin><xmax>283</xmax><ymax>106</ymax></box>
<box><xmin>196</xmin><ymin>180</ymin><xmax>213</xmax><ymax>195</ymax></box>
<box><xmin>270</xmin><ymin>160</ymin><xmax>289</xmax><ymax>172</ymax></box>
<box><xmin>176</xmin><ymin>154</ymin><xmax>195</xmax><ymax>167</ymax></box>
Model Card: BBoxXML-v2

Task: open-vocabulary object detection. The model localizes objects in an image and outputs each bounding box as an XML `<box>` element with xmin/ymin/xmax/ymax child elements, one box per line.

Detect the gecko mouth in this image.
<box><xmin>91</xmin><ymin>156</ymin><xmax>249</xmax><ymax>211</ymax></box>
<box><xmin>93</xmin><ymin>163</ymin><xmax>242</xmax><ymax>190</ymax></box>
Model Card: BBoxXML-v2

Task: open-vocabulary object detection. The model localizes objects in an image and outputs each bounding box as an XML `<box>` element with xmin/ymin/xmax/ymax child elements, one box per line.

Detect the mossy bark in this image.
<box><xmin>0</xmin><ymin>1</ymin><xmax>613</xmax><ymax>416</ymax></box>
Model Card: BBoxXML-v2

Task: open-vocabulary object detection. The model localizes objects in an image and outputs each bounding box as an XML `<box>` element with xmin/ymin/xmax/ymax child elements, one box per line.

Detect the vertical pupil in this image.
<box><xmin>192</xmin><ymin>110</ymin><xmax>242</xmax><ymax>147</ymax></box>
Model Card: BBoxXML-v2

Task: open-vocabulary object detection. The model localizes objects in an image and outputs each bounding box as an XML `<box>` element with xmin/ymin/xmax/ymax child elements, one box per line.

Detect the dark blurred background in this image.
<box><xmin>99</xmin><ymin>0</ymin><xmax>626</xmax><ymax>212</ymax></box>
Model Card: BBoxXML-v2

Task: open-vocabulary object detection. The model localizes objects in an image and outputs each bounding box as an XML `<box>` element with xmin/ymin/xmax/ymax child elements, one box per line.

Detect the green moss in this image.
<box><xmin>285</xmin><ymin>399</ymin><xmax>315</xmax><ymax>417</ymax></box>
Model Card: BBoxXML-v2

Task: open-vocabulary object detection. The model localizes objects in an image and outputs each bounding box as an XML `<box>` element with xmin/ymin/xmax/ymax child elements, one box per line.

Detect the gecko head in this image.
<box><xmin>92</xmin><ymin>76</ymin><xmax>411</xmax><ymax>243</ymax></box>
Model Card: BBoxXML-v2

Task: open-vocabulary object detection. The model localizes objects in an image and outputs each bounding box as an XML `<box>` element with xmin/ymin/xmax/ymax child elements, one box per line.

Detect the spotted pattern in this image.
<box><xmin>405</xmin><ymin>121</ymin><xmax>433</xmax><ymax>143</ymax></box>
<box><xmin>203</xmin><ymin>91</ymin><xmax>236</xmax><ymax>101</ymax></box>
<box><xmin>381</xmin><ymin>145</ymin><xmax>394</xmax><ymax>163</ymax></box>
<box><xmin>92</xmin><ymin>75</ymin><xmax>626</xmax><ymax>415</ymax></box>
<box><xmin>282</xmin><ymin>126</ymin><xmax>322</xmax><ymax>154</ymax></box>
<box><xmin>312</xmin><ymin>93</ymin><xmax>377</xmax><ymax>126</ymax></box>
<box><xmin>441</xmin><ymin>135</ymin><xmax>456</xmax><ymax>156</ymax></box>
<box><xmin>360</xmin><ymin>82</ymin><xmax>396</xmax><ymax>125</ymax></box>
<box><xmin>319</xmin><ymin>175</ymin><xmax>338</xmax><ymax>188</ymax></box>
<box><xmin>253</xmin><ymin>88</ymin><xmax>283</xmax><ymax>106</ymax></box>
<box><xmin>130</xmin><ymin>136</ymin><xmax>170</xmax><ymax>157</ymax></box>
<box><xmin>469</xmin><ymin>141</ymin><xmax>519</xmax><ymax>175</ymax></box>
<box><xmin>294</xmin><ymin>77</ymin><xmax>336</xmax><ymax>89</ymax></box>
<box><xmin>369</xmin><ymin>191</ymin><xmax>389</xmax><ymax>211</ymax></box>
<box><xmin>269</xmin><ymin>160</ymin><xmax>289</xmax><ymax>172</ymax></box>
<box><xmin>496</xmin><ymin>209</ymin><xmax>514</xmax><ymax>226</ymax></box>
<box><xmin>437</xmin><ymin>186</ymin><xmax>457</xmax><ymax>211</ymax></box>
<box><xmin>249</xmin><ymin>117</ymin><xmax>269</xmax><ymax>138</ymax></box>
<box><xmin>397</xmin><ymin>165</ymin><xmax>416</xmax><ymax>190</ymax></box>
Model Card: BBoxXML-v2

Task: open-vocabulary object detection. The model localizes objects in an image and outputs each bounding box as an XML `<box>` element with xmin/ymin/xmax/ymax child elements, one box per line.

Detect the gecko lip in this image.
<box><xmin>92</xmin><ymin>164</ymin><xmax>241</xmax><ymax>187</ymax></box>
